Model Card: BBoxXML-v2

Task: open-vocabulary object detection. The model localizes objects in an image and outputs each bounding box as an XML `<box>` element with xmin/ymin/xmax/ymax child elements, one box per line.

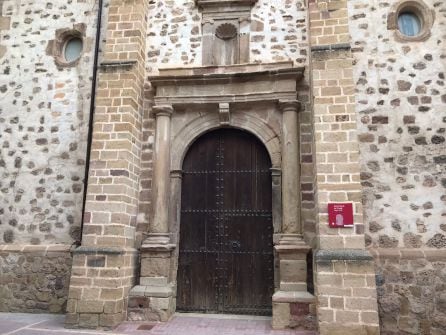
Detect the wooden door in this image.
<box><xmin>177</xmin><ymin>129</ymin><xmax>274</xmax><ymax>315</ymax></box>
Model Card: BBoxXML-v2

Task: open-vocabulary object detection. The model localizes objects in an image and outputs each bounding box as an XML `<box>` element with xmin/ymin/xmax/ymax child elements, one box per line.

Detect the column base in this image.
<box><xmin>272</xmin><ymin>236</ymin><xmax>315</xmax><ymax>330</ymax></box>
<box><xmin>128</xmin><ymin>285</ymin><xmax>176</xmax><ymax>322</ymax></box>
<box><xmin>274</xmin><ymin>235</ymin><xmax>311</xmax><ymax>292</ymax></box>
<box><xmin>127</xmin><ymin>237</ymin><xmax>176</xmax><ymax>322</ymax></box>
<box><xmin>272</xmin><ymin>291</ymin><xmax>316</xmax><ymax>330</ymax></box>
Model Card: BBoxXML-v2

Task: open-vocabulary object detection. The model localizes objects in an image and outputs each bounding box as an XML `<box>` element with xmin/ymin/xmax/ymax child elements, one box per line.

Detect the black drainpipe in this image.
<box><xmin>79</xmin><ymin>0</ymin><xmax>104</xmax><ymax>245</ymax></box>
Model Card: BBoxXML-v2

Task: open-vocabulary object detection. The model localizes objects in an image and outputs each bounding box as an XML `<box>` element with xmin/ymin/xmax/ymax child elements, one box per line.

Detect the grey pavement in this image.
<box><xmin>0</xmin><ymin>313</ymin><xmax>316</xmax><ymax>335</ymax></box>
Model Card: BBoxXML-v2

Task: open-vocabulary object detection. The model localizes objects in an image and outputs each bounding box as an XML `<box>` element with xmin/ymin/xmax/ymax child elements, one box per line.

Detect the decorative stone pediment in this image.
<box><xmin>196</xmin><ymin>0</ymin><xmax>259</xmax><ymax>65</ymax></box>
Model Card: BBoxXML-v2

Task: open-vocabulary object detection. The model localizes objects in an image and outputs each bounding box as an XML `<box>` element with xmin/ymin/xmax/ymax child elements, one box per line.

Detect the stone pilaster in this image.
<box><xmin>128</xmin><ymin>105</ymin><xmax>176</xmax><ymax>322</ymax></box>
<box><xmin>314</xmin><ymin>250</ymin><xmax>380</xmax><ymax>335</ymax></box>
<box><xmin>272</xmin><ymin>100</ymin><xmax>315</xmax><ymax>330</ymax></box>
<box><xmin>309</xmin><ymin>1</ymin><xmax>380</xmax><ymax>334</ymax></box>
<box><xmin>65</xmin><ymin>0</ymin><xmax>148</xmax><ymax>329</ymax></box>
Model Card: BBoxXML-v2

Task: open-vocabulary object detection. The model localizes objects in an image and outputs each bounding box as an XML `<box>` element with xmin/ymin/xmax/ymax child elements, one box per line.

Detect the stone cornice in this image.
<box><xmin>149</xmin><ymin>63</ymin><xmax>304</xmax><ymax>106</ymax></box>
<box><xmin>196</xmin><ymin>0</ymin><xmax>258</xmax><ymax>9</ymax></box>
<box><xmin>151</xmin><ymin>62</ymin><xmax>303</xmax><ymax>83</ymax></box>
<box><xmin>150</xmin><ymin>67</ymin><xmax>303</xmax><ymax>85</ymax></box>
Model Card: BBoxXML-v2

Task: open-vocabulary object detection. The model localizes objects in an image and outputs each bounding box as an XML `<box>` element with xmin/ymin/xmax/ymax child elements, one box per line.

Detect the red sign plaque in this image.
<box><xmin>328</xmin><ymin>203</ymin><xmax>354</xmax><ymax>228</ymax></box>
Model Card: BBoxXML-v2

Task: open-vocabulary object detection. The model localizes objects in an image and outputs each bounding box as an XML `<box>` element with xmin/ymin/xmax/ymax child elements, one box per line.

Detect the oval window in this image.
<box><xmin>64</xmin><ymin>37</ymin><xmax>83</xmax><ymax>63</ymax></box>
<box><xmin>398</xmin><ymin>12</ymin><xmax>422</xmax><ymax>37</ymax></box>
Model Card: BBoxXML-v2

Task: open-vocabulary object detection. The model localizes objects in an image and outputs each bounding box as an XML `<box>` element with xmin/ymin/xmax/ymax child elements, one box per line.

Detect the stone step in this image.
<box><xmin>119</xmin><ymin>313</ymin><xmax>319</xmax><ymax>334</ymax></box>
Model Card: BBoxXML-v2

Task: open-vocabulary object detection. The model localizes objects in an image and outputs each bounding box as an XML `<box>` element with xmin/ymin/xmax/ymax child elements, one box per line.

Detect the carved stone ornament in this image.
<box><xmin>215</xmin><ymin>23</ymin><xmax>238</xmax><ymax>40</ymax></box>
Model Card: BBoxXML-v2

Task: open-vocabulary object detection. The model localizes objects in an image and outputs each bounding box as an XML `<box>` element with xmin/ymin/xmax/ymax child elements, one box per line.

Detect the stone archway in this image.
<box><xmin>170</xmin><ymin>112</ymin><xmax>282</xmax><ymax>171</ymax></box>
<box><xmin>129</xmin><ymin>62</ymin><xmax>315</xmax><ymax>328</ymax></box>
<box><xmin>169</xmin><ymin>113</ymin><xmax>283</xmax><ymax>243</ymax></box>
<box><xmin>176</xmin><ymin>128</ymin><xmax>274</xmax><ymax>315</ymax></box>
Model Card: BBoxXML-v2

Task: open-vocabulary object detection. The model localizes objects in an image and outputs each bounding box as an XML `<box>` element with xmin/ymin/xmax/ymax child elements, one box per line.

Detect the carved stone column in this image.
<box><xmin>281</xmin><ymin>100</ymin><xmax>302</xmax><ymax>238</ymax></box>
<box><xmin>146</xmin><ymin>105</ymin><xmax>174</xmax><ymax>245</ymax></box>
<box><xmin>128</xmin><ymin>105</ymin><xmax>176</xmax><ymax>322</ymax></box>
<box><xmin>272</xmin><ymin>100</ymin><xmax>315</xmax><ymax>330</ymax></box>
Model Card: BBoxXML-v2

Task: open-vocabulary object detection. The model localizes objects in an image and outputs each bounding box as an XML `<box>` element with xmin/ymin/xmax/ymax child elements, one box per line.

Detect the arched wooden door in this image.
<box><xmin>177</xmin><ymin>128</ymin><xmax>274</xmax><ymax>315</ymax></box>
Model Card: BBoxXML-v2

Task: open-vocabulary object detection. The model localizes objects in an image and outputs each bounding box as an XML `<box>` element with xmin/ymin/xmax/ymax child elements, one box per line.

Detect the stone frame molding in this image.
<box><xmin>129</xmin><ymin>62</ymin><xmax>316</xmax><ymax>329</ymax></box>
<box><xmin>47</xmin><ymin>23</ymin><xmax>87</xmax><ymax>68</ymax></box>
<box><xmin>387</xmin><ymin>0</ymin><xmax>435</xmax><ymax>42</ymax></box>
<box><xmin>196</xmin><ymin>0</ymin><xmax>258</xmax><ymax>65</ymax></box>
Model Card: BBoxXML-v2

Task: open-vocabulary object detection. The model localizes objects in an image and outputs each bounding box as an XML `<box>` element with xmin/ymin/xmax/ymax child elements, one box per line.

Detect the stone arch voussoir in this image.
<box><xmin>171</xmin><ymin>113</ymin><xmax>281</xmax><ymax>171</ymax></box>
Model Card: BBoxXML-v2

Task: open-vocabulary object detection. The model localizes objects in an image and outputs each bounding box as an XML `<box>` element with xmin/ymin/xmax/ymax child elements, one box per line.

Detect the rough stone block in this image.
<box><xmin>330</xmin><ymin>297</ymin><xmax>344</xmax><ymax>309</ymax></box>
<box><xmin>99</xmin><ymin>312</ymin><xmax>124</xmax><ymax>328</ymax></box>
<box><xmin>78</xmin><ymin>313</ymin><xmax>99</xmax><ymax>329</ymax></box>
<box><xmin>140</xmin><ymin>276</ymin><xmax>168</xmax><ymax>286</ymax></box>
<box><xmin>78</xmin><ymin>300</ymin><xmax>104</xmax><ymax>313</ymax></box>
<box><xmin>128</xmin><ymin>296</ymin><xmax>150</xmax><ymax>309</ymax></box>
<box><xmin>104</xmin><ymin>300</ymin><xmax>124</xmax><ymax>314</ymax></box>
<box><xmin>87</xmin><ymin>256</ymin><xmax>106</xmax><ymax>268</ymax></box>
<box><xmin>272</xmin><ymin>302</ymin><xmax>290</xmax><ymax>329</ymax></box>
<box><xmin>280</xmin><ymin>260</ymin><xmax>307</xmax><ymax>282</ymax></box>
<box><xmin>318</xmin><ymin>308</ymin><xmax>334</xmax><ymax>323</ymax></box>
<box><xmin>345</xmin><ymin>297</ymin><xmax>378</xmax><ymax>311</ymax></box>
<box><xmin>343</xmin><ymin>274</ymin><xmax>366</xmax><ymax>287</ymax></box>
<box><xmin>100</xmin><ymin>288</ymin><xmax>124</xmax><ymax>300</ymax></box>
<box><xmin>64</xmin><ymin>313</ymin><xmax>80</xmax><ymax>327</ymax></box>
<box><xmin>150</xmin><ymin>297</ymin><xmax>170</xmax><ymax>311</ymax></box>
<box><xmin>335</xmin><ymin>310</ymin><xmax>360</xmax><ymax>323</ymax></box>
<box><xmin>346</xmin><ymin>261</ymin><xmax>375</xmax><ymax>274</ymax></box>
<box><xmin>361</xmin><ymin>311</ymin><xmax>380</xmax><ymax>324</ymax></box>
<box><xmin>319</xmin><ymin>324</ymin><xmax>379</xmax><ymax>335</ymax></box>
<box><xmin>140</xmin><ymin>257</ymin><xmax>170</xmax><ymax>277</ymax></box>
<box><xmin>66</xmin><ymin>299</ymin><xmax>77</xmax><ymax>314</ymax></box>
<box><xmin>290</xmin><ymin>302</ymin><xmax>310</xmax><ymax>316</ymax></box>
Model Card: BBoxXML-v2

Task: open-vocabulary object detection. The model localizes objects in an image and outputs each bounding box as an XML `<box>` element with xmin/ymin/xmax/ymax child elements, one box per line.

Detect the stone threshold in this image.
<box><xmin>174</xmin><ymin>312</ymin><xmax>272</xmax><ymax>321</ymax></box>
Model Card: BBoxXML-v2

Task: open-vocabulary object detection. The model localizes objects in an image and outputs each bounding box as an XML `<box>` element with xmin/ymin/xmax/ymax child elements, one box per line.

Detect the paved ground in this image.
<box><xmin>0</xmin><ymin>313</ymin><xmax>316</xmax><ymax>335</ymax></box>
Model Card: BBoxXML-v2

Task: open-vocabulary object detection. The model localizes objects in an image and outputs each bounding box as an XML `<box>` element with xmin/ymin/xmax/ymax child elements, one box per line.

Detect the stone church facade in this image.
<box><xmin>0</xmin><ymin>0</ymin><xmax>445</xmax><ymax>334</ymax></box>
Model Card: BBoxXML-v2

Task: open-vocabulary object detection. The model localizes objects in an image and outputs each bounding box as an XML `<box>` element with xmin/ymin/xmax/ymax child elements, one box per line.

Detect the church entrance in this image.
<box><xmin>176</xmin><ymin>128</ymin><xmax>274</xmax><ymax>316</ymax></box>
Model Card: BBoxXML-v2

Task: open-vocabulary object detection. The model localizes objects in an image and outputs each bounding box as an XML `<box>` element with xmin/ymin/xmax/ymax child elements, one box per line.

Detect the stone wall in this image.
<box><xmin>139</xmin><ymin>0</ymin><xmax>317</xmax><ymax>247</ymax></box>
<box><xmin>0</xmin><ymin>0</ymin><xmax>99</xmax><ymax>313</ymax></box>
<box><xmin>350</xmin><ymin>0</ymin><xmax>446</xmax><ymax>251</ymax></box>
<box><xmin>371</xmin><ymin>249</ymin><xmax>446</xmax><ymax>335</ymax></box>
<box><xmin>349</xmin><ymin>0</ymin><xmax>446</xmax><ymax>333</ymax></box>
<box><xmin>0</xmin><ymin>0</ymin><xmax>97</xmax><ymax>246</ymax></box>
<box><xmin>145</xmin><ymin>0</ymin><xmax>308</xmax><ymax>73</ymax></box>
<box><xmin>0</xmin><ymin>245</ymin><xmax>72</xmax><ymax>313</ymax></box>
<box><xmin>308</xmin><ymin>0</ymin><xmax>381</xmax><ymax>333</ymax></box>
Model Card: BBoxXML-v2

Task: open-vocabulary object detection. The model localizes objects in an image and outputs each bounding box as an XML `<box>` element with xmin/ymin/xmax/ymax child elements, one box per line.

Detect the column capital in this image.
<box><xmin>153</xmin><ymin>104</ymin><xmax>174</xmax><ymax>117</ymax></box>
<box><xmin>278</xmin><ymin>100</ymin><xmax>301</xmax><ymax>113</ymax></box>
<box><xmin>270</xmin><ymin>167</ymin><xmax>282</xmax><ymax>177</ymax></box>
<box><xmin>170</xmin><ymin>170</ymin><xmax>183</xmax><ymax>179</ymax></box>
